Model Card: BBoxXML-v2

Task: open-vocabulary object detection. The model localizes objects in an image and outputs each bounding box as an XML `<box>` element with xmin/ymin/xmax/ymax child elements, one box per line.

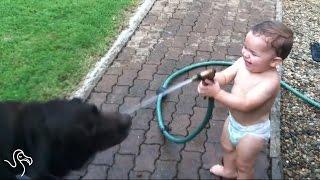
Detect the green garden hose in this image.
<box><xmin>156</xmin><ymin>60</ymin><xmax>320</xmax><ymax>144</ymax></box>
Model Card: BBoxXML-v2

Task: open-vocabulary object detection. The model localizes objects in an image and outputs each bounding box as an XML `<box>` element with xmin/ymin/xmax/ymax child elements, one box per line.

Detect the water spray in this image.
<box><xmin>124</xmin><ymin>69</ymin><xmax>216</xmax><ymax>114</ymax></box>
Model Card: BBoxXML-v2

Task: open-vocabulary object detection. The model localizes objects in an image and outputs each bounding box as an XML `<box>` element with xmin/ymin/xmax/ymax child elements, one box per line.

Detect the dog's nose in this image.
<box><xmin>119</xmin><ymin>113</ymin><xmax>132</xmax><ymax>129</ymax></box>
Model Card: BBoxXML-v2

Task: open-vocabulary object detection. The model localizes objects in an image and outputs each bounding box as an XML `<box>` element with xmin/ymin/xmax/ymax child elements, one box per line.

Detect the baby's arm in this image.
<box><xmin>213</xmin><ymin>58</ymin><xmax>241</xmax><ymax>86</ymax></box>
<box><xmin>214</xmin><ymin>80</ymin><xmax>279</xmax><ymax>112</ymax></box>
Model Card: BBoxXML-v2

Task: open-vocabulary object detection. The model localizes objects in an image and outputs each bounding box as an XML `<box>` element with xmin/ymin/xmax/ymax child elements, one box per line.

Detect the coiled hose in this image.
<box><xmin>156</xmin><ymin>60</ymin><xmax>320</xmax><ymax>144</ymax></box>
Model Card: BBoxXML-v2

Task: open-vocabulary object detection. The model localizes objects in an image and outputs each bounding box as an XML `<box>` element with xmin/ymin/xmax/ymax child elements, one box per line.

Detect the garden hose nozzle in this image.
<box><xmin>191</xmin><ymin>69</ymin><xmax>216</xmax><ymax>85</ymax></box>
<box><xmin>191</xmin><ymin>68</ymin><xmax>216</xmax><ymax>99</ymax></box>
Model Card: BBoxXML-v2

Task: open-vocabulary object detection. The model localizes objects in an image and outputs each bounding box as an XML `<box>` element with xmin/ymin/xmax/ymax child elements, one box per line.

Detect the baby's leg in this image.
<box><xmin>210</xmin><ymin>119</ymin><xmax>237</xmax><ymax>178</ymax></box>
<box><xmin>236</xmin><ymin>135</ymin><xmax>265</xmax><ymax>179</ymax></box>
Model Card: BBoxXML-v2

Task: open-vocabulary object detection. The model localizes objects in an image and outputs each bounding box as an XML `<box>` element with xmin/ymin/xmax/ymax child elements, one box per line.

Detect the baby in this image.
<box><xmin>198</xmin><ymin>21</ymin><xmax>293</xmax><ymax>179</ymax></box>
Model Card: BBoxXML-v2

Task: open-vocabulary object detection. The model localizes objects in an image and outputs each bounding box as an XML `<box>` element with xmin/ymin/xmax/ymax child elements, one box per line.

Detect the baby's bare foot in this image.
<box><xmin>210</xmin><ymin>165</ymin><xmax>237</xmax><ymax>179</ymax></box>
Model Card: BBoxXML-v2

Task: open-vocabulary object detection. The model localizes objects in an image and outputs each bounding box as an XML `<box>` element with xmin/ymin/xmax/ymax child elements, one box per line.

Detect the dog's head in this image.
<box><xmin>45</xmin><ymin>98</ymin><xmax>131</xmax><ymax>154</ymax></box>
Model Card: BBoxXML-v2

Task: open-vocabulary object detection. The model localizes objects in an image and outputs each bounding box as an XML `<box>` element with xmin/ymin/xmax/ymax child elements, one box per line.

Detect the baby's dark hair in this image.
<box><xmin>250</xmin><ymin>21</ymin><xmax>293</xmax><ymax>59</ymax></box>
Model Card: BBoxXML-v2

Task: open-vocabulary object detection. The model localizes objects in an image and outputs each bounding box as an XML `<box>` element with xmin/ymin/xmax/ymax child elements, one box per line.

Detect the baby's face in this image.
<box><xmin>242</xmin><ymin>31</ymin><xmax>278</xmax><ymax>73</ymax></box>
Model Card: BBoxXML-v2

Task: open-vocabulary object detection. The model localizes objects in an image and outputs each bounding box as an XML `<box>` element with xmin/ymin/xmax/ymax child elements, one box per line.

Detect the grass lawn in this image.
<box><xmin>0</xmin><ymin>0</ymin><xmax>138</xmax><ymax>101</ymax></box>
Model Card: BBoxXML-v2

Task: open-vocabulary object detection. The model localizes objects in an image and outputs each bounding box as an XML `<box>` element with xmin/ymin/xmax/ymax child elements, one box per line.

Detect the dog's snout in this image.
<box><xmin>119</xmin><ymin>114</ymin><xmax>132</xmax><ymax>129</ymax></box>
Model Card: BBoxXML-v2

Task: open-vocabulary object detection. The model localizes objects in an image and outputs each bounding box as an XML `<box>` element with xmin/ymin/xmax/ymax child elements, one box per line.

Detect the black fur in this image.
<box><xmin>0</xmin><ymin>98</ymin><xmax>131</xmax><ymax>179</ymax></box>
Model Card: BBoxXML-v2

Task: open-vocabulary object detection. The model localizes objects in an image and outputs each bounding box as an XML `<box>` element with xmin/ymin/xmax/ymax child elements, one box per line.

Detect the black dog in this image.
<box><xmin>0</xmin><ymin>98</ymin><xmax>131</xmax><ymax>179</ymax></box>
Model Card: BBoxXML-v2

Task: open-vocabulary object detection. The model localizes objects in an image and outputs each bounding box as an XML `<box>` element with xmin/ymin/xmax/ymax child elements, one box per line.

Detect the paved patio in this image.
<box><xmin>66</xmin><ymin>0</ymin><xmax>278</xmax><ymax>179</ymax></box>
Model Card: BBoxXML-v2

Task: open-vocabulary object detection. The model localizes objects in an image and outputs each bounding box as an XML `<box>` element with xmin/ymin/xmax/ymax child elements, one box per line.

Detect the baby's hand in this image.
<box><xmin>197</xmin><ymin>79</ymin><xmax>221</xmax><ymax>97</ymax></box>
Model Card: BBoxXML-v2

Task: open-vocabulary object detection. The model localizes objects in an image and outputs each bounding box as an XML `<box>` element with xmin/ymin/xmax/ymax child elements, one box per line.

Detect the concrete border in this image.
<box><xmin>69</xmin><ymin>0</ymin><xmax>157</xmax><ymax>100</ymax></box>
<box><xmin>270</xmin><ymin>0</ymin><xmax>283</xmax><ymax>179</ymax></box>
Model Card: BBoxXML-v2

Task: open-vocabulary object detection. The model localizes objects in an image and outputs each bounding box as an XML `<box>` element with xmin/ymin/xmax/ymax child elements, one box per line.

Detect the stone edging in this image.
<box><xmin>270</xmin><ymin>0</ymin><xmax>283</xmax><ymax>179</ymax></box>
<box><xmin>69</xmin><ymin>0</ymin><xmax>156</xmax><ymax>100</ymax></box>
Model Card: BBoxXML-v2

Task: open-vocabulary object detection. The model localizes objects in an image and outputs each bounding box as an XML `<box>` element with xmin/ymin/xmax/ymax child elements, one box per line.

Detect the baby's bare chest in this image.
<box><xmin>232</xmin><ymin>71</ymin><xmax>264</xmax><ymax>95</ymax></box>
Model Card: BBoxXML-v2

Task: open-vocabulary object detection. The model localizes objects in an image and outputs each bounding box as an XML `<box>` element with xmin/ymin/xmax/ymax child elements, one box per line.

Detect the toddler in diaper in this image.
<box><xmin>197</xmin><ymin>21</ymin><xmax>293</xmax><ymax>179</ymax></box>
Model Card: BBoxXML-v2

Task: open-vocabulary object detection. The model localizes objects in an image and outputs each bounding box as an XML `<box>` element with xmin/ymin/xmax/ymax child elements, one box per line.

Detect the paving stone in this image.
<box><xmin>116</xmin><ymin>47</ymin><xmax>135</xmax><ymax>61</ymax></box>
<box><xmin>183</xmin><ymin>45</ymin><xmax>198</xmax><ymax>57</ymax></box>
<box><xmin>132</xmin><ymin>54</ymin><xmax>147</xmax><ymax>64</ymax></box>
<box><xmin>220</xmin><ymin>25</ymin><xmax>233</xmax><ymax>36</ymax></box>
<box><xmin>153</xmin><ymin>42</ymin><xmax>168</xmax><ymax>54</ymax></box>
<box><xmin>190</xmin><ymin>107</ymin><xmax>207</xmax><ymax>128</ymax></box>
<box><xmin>145</xmin><ymin>121</ymin><xmax>164</xmax><ymax>145</ymax></box>
<box><xmin>176</xmin><ymin>25</ymin><xmax>192</xmax><ymax>36</ymax></box>
<box><xmin>172</xmin><ymin>36</ymin><xmax>188</xmax><ymax>48</ymax></box>
<box><xmin>107</xmin><ymin>154</ymin><xmax>134</xmax><ymax>179</ymax></box>
<box><xmin>119</xmin><ymin>96</ymin><xmax>141</xmax><ymax>113</ymax></box>
<box><xmin>199</xmin><ymin>42</ymin><xmax>214</xmax><ymax>52</ymax></box>
<box><xmin>122</xmin><ymin>61</ymin><xmax>143</xmax><ymax>70</ymax></box>
<box><xmin>106</xmin><ymin>93</ymin><xmax>125</xmax><ymax>104</ymax></box>
<box><xmin>181</xmin><ymin>81</ymin><xmax>198</xmax><ymax>96</ymax></box>
<box><xmin>129</xmin><ymin>171</ymin><xmax>151</xmax><ymax>179</ymax></box>
<box><xmin>132</xmin><ymin>108</ymin><xmax>154</xmax><ymax>130</ymax></box>
<box><xmin>202</xmin><ymin>142</ymin><xmax>223</xmax><ymax>170</ymax></box>
<box><xmin>147</xmin><ymin>50</ymin><xmax>165</xmax><ymax>65</ymax></box>
<box><xmin>160</xmin><ymin>142</ymin><xmax>184</xmax><ymax>161</ymax></box>
<box><xmin>134</xmin><ymin>144</ymin><xmax>160</xmax><ymax>172</ymax></box>
<box><xmin>205</xmin><ymin>28</ymin><xmax>219</xmax><ymax>37</ymax></box>
<box><xmin>129</xmin><ymin>79</ymin><xmax>149</xmax><ymax>97</ymax></box>
<box><xmin>169</xmin><ymin>114</ymin><xmax>190</xmax><ymax>136</ymax></box>
<box><xmin>182</xmin><ymin>14</ymin><xmax>197</xmax><ymax>26</ymax></box>
<box><xmin>195</xmin><ymin>51</ymin><xmax>211</xmax><ymax>61</ymax></box>
<box><xmin>82</xmin><ymin>165</ymin><xmax>107</xmax><ymax>180</ymax></box>
<box><xmin>136</xmin><ymin>47</ymin><xmax>150</xmax><ymax>57</ymax></box>
<box><xmin>165</xmin><ymin>47</ymin><xmax>183</xmax><ymax>60</ymax></box>
<box><xmin>92</xmin><ymin>145</ymin><xmax>119</xmax><ymax>166</ymax></box>
<box><xmin>149</xmin><ymin>74</ymin><xmax>168</xmax><ymax>91</ymax></box>
<box><xmin>101</xmin><ymin>103</ymin><xmax>119</xmax><ymax>112</ymax></box>
<box><xmin>234</xmin><ymin>22</ymin><xmax>247</xmax><ymax>33</ymax></box>
<box><xmin>165</xmin><ymin>88</ymin><xmax>181</xmax><ymax>102</ymax></box>
<box><xmin>188</xmin><ymin>32</ymin><xmax>201</xmax><ymax>44</ymax></box>
<box><xmin>228</xmin><ymin>44</ymin><xmax>243</xmax><ymax>56</ymax></box>
<box><xmin>141</xmin><ymin>14</ymin><xmax>158</xmax><ymax>25</ymax></box>
<box><xmin>255</xmin><ymin>152</ymin><xmax>270</xmax><ymax>179</ymax></box>
<box><xmin>140</xmin><ymin>90</ymin><xmax>157</xmax><ymax>109</ymax></box>
<box><xmin>118</xmin><ymin>129</ymin><xmax>145</xmax><ymax>155</ymax></box>
<box><xmin>184</xmin><ymin>130</ymin><xmax>206</xmax><ymax>153</ymax></box>
<box><xmin>207</xmin><ymin>120</ymin><xmax>224</xmax><ymax>143</ymax></box>
<box><xmin>151</xmin><ymin>160</ymin><xmax>177</xmax><ymax>179</ymax></box>
<box><xmin>87</xmin><ymin>92</ymin><xmax>107</xmax><ymax>109</ymax></box>
<box><xmin>195</xmin><ymin>96</ymin><xmax>208</xmax><ymax>108</ymax></box>
<box><xmin>137</xmin><ymin>64</ymin><xmax>157</xmax><ymax>80</ymax></box>
<box><xmin>193</xmin><ymin>22</ymin><xmax>206</xmax><ymax>33</ymax></box>
<box><xmin>176</xmin><ymin>54</ymin><xmax>194</xmax><ymax>69</ymax></box>
<box><xmin>177</xmin><ymin>151</ymin><xmax>201</xmax><ymax>179</ymax></box>
<box><xmin>117</xmin><ymin>69</ymin><xmax>138</xmax><ymax>86</ymax></box>
<box><xmin>94</xmin><ymin>75</ymin><xmax>118</xmax><ymax>93</ymax></box>
<box><xmin>176</xmin><ymin>94</ymin><xmax>195</xmax><ymax>115</ymax></box>
<box><xmin>212</xmin><ymin>46</ymin><xmax>228</xmax><ymax>59</ymax></box>
<box><xmin>106</xmin><ymin>66</ymin><xmax>123</xmax><ymax>76</ymax></box>
<box><xmin>161</xmin><ymin>101</ymin><xmax>176</xmax><ymax>123</ymax></box>
<box><xmin>215</xmin><ymin>35</ymin><xmax>231</xmax><ymax>47</ymax></box>
<box><xmin>162</xmin><ymin>37</ymin><xmax>174</xmax><ymax>47</ymax></box>
<box><xmin>211</xmin><ymin>102</ymin><xmax>229</xmax><ymax>121</ymax></box>
<box><xmin>112</xmin><ymin>85</ymin><xmax>129</xmax><ymax>95</ymax></box>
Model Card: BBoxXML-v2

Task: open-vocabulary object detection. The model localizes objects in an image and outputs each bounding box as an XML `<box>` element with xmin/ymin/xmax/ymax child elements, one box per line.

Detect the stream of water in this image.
<box><xmin>124</xmin><ymin>78</ymin><xmax>193</xmax><ymax>114</ymax></box>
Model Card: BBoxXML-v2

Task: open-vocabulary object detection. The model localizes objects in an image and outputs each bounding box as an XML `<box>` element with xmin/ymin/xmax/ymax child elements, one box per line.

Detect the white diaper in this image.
<box><xmin>227</xmin><ymin>114</ymin><xmax>270</xmax><ymax>146</ymax></box>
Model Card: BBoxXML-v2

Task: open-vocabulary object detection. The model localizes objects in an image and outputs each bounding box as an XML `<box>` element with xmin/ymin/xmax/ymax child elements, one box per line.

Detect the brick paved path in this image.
<box><xmin>66</xmin><ymin>0</ymin><xmax>277</xmax><ymax>179</ymax></box>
